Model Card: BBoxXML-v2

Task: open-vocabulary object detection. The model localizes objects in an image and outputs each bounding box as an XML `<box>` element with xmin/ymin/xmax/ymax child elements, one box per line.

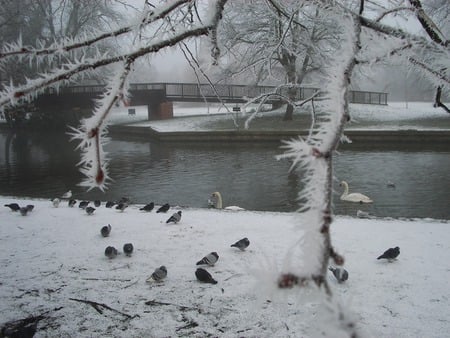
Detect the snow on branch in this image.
<box><xmin>276</xmin><ymin>3</ymin><xmax>361</xmax><ymax>291</ymax></box>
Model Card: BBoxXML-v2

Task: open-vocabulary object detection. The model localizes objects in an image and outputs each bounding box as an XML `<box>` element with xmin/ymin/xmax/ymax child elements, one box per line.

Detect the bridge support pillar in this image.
<box><xmin>147</xmin><ymin>101</ymin><xmax>173</xmax><ymax>120</ymax></box>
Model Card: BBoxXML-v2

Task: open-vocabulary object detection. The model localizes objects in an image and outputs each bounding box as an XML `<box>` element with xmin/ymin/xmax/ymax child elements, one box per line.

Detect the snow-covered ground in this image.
<box><xmin>1</xmin><ymin>196</ymin><xmax>449</xmax><ymax>337</ymax></box>
<box><xmin>107</xmin><ymin>101</ymin><xmax>450</xmax><ymax>132</ymax></box>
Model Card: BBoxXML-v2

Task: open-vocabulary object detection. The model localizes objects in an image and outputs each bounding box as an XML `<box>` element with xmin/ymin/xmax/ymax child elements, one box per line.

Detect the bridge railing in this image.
<box><xmin>45</xmin><ymin>82</ymin><xmax>388</xmax><ymax>105</ymax></box>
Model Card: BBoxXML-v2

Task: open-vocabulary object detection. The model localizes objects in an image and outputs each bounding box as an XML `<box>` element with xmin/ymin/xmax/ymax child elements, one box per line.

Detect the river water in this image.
<box><xmin>0</xmin><ymin>130</ymin><xmax>449</xmax><ymax>219</ymax></box>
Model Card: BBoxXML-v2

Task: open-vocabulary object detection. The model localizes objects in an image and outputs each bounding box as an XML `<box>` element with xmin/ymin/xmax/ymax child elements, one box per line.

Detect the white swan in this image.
<box><xmin>340</xmin><ymin>181</ymin><xmax>373</xmax><ymax>203</ymax></box>
<box><xmin>208</xmin><ymin>192</ymin><xmax>245</xmax><ymax>211</ymax></box>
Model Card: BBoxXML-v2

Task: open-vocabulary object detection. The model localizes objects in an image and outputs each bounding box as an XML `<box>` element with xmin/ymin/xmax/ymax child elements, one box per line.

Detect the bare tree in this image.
<box><xmin>217</xmin><ymin>1</ymin><xmax>339</xmax><ymax>120</ymax></box>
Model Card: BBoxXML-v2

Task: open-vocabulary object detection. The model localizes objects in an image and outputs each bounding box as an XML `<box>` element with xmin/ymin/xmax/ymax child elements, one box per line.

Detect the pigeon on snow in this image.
<box><xmin>61</xmin><ymin>190</ymin><xmax>72</xmax><ymax>199</ymax></box>
<box><xmin>231</xmin><ymin>237</ymin><xmax>250</xmax><ymax>251</ymax></box>
<box><xmin>123</xmin><ymin>243</ymin><xmax>134</xmax><ymax>256</ymax></box>
<box><xmin>140</xmin><ymin>202</ymin><xmax>154</xmax><ymax>212</ymax></box>
<box><xmin>377</xmin><ymin>246</ymin><xmax>400</xmax><ymax>261</ymax></box>
<box><xmin>115</xmin><ymin>203</ymin><xmax>128</xmax><ymax>212</ymax></box>
<box><xmin>19</xmin><ymin>207</ymin><xmax>29</xmax><ymax>216</ymax></box>
<box><xmin>329</xmin><ymin>267</ymin><xmax>349</xmax><ymax>283</ymax></box>
<box><xmin>196</xmin><ymin>252</ymin><xmax>219</xmax><ymax>266</ymax></box>
<box><xmin>105</xmin><ymin>246</ymin><xmax>118</xmax><ymax>259</ymax></box>
<box><xmin>68</xmin><ymin>199</ymin><xmax>77</xmax><ymax>207</ymax></box>
<box><xmin>78</xmin><ymin>201</ymin><xmax>89</xmax><ymax>209</ymax></box>
<box><xmin>25</xmin><ymin>204</ymin><xmax>34</xmax><ymax>212</ymax></box>
<box><xmin>146</xmin><ymin>266</ymin><xmax>167</xmax><ymax>282</ymax></box>
<box><xmin>52</xmin><ymin>198</ymin><xmax>60</xmax><ymax>208</ymax></box>
<box><xmin>85</xmin><ymin>206</ymin><xmax>96</xmax><ymax>215</ymax></box>
<box><xmin>118</xmin><ymin>196</ymin><xmax>131</xmax><ymax>205</ymax></box>
<box><xmin>105</xmin><ymin>201</ymin><xmax>115</xmax><ymax>208</ymax></box>
<box><xmin>166</xmin><ymin>211</ymin><xmax>182</xmax><ymax>224</ymax></box>
<box><xmin>94</xmin><ymin>200</ymin><xmax>101</xmax><ymax>207</ymax></box>
<box><xmin>156</xmin><ymin>203</ymin><xmax>170</xmax><ymax>213</ymax></box>
<box><xmin>100</xmin><ymin>224</ymin><xmax>112</xmax><ymax>237</ymax></box>
<box><xmin>5</xmin><ymin>203</ymin><xmax>20</xmax><ymax>212</ymax></box>
<box><xmin>195</xmin><ymin>268</ymin><xmax>217</xmax><ymax>284</ymax></box>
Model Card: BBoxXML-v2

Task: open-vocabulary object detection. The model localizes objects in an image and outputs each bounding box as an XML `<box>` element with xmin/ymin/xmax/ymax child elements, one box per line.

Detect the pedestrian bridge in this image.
<box><xmin>34</xmin><ymin>82</ymin><xmax>388</xmax><ymax>120</ymax></box>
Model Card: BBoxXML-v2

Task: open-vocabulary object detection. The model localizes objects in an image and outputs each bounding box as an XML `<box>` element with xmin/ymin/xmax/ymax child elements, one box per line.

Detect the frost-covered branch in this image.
<box><xmin>0</xmin><ymin>0</ymin><xmax>189</xmax><ymax>60</ymax></box>
<box><xmin>0</xmin><ymin>0</ymin><xmax>229</xmax><ymax>189</ymax></box>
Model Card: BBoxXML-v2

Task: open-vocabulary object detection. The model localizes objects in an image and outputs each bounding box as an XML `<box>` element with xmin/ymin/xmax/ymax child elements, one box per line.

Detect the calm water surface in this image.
<box><xmin>0</xmin><ymin>130</ymin><xmax>449</xmax><ymax>219</ymax></box>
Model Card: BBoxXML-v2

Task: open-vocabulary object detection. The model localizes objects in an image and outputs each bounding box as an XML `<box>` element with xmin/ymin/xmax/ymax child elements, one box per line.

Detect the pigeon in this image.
<box><xmin>156</xmin><ymin>203</ymin><xmax>170</xmax><ymax>213</ymax></box>
<box><xmin>146</xmin><ymin>266</ymin><xmax>167</xmax><ymax>282</ymax></box>
<box><xmin>140</xmin><ymin>202</ymin><xmax>154</xmax><ymax>212</ymax></box>
<box><xmin>19</xmin><ymin>207</ymin><xmax>29</xmax><ymax>216</ymax></box>
<box><xmin>78</xmin><ymin>201</ymin><xmax>89</xmax><ymax>209</ymax></box>
<box><xmin>52</xmin><ymin>198</ymin><xmax>60</xmax><ymax>208</ymax></box>
<box><xmin>85</xmin><ymin>206</ymin><xmax>96</xmax><ymax>215</ymax></box>
<box><xmin>94</xmin><ymin>200</ymin><xmax>101</xmax><ymax>207</ymax></box>
<box><xmin>377</xmin><ymin>246</ymin><xmax>400</xmax><ymax>261</ymax></box>
<box><xmin>105</xmin><ymin>246</ymin><xmax>118</xmax><ymax>259</ymax></box>
<box><xmin>196</xmin><ymin>252</ymin><xmax>219</xmax><ymax>266</ymax></box>
<box><xmin>195</xmin><ymin>268</ymin><xmax>217</xmax><ymax>284</ymax></box>
<box><xmin>61</xmin><ymin>190</ymin><xmax>72</xmax><ymax>199</ymax></box>
<box><xmin>329</xmin><ymin>267</ymin><xmax>349</xmax><ymax>283</ymax></box>
<box><xmin>68</xmin><ymin>199</ymin><xmax>77</xmax><ymax>207</ymax></box>
<box><xmin>123</xmin><ymin>243</ymin><xmax>134</xmax><ymax>256</ymax></box>
<box><xmin>166</xmin><ymin>211</ymin><xmax>182</xmax><ymax>224</ymax></box>
<box><xmin>5</xmin><ymin>203</ymin><xmax>20</xmax><ymax>212</ymax></box>
<box><xmin>231</xmin><ymin>237</ymin><xmax>250</xmax><ymax>251</ymax></box>
<box><xmin>105</xmin><ymin>201</ymin><xmax>115</xmax><ymax>208</ymax></box>
<box><xmin>115</xmin><ymin>203</ymin><xmax>128</xmax><ymax>212</ymax></box>
<box><xmin>118</xmin><ymin>196</ymin><xmax>131</xmax><ymax>205</ymax></box>
<box><xmin>25</xmin><ymin>204</ymin><xmax>34</xmax><ymax>212</ymax></box>
<box><xmin>100</xmin><ymin>224</ymin><xmax>112</xmax><ymax>237</ymax></box>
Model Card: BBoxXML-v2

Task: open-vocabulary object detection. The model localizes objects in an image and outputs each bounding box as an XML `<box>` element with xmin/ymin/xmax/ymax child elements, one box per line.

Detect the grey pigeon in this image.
<box><xmin>115</xmin><ymin>203</ymin><xmax>128</xmax><ymax>212</ymax></box>
<box><xmin>100</xmin><ymin>224</ymin><xmax>111</xmax><ymax>237</ymax></box>
<box><xmin>166</xmin><ymin>211</ymin><xmax>182</xmax><ymax>224</ymax></box>
<box><xmin>5</xmin><ymin>203</ymin><xmax>20</xmax><ymax>211</ymax></box>
<box><xmin>94</xmin><ymin>200</ymin><xmax>101</xmax><ymax>207</ymax></box>
<box><xmin>19</xmin><ymin>207</ymin><xmax>29</xmax><ymax>216</ymax></box>
<box><xmin>329</xmin><ymin>267</ymin><xmax>349</xmax><ymax>283</ymax></box>
<box><xmin>231</xmin><ymin>237</ymin><xmax>250</xmax><ymax>251</ymax></box>
<box><xmin>146</xmin><ymin>266</ymin><xmax>167</xmax><ymax>282</ymax></box>
<box><xmin>140</xmin><ymin>202</ymin><xmax>154</xmax><ymax>212</ymax></box>
<box><xmin>68</xmin><ymin>199</ymin><xmax>77</xmax><ymax>207</ymax></box>
<box><xmin>52</xmin><ymin>198</ymin><xmax>60</xmax><ymax>208</ymax></box>
<box><xmin>195</xmin><ymin>268</ymin><xmax>217</xmax><ymax>284</ymax></box>
<box><xmin>25</xmin><ymin>204</ymin><xmax>34</xmax><ymax>212</ymax></box>
<box><xmin>119</xmin><ymin>196</ymin><xmax>131</xmax><ymax>204</ymax></box>
<box><xmin>196</xmin><ymin>252</ymin><xmax>219</xmax><ymax>266</ymax></box>
<box><xmin>86</xmin><ymin>206</ymin><xmax>96</xmax><ymax>215</ymax></box>
<box><xmin>105</xmin><ymin>201</ymin><xmax>115</xmax><ymax>208</ymax></box>
<box><xmin>105</xmin><ymin>246</ymin><xmax>118</xmax><ymax>259</ymax></box>
<box><xmin>377</xmin><ymin>246</ymin><xmax>400</xmax><ymax>261</ymax></box>
<box><xmin>79</xmin><ymin>201</ymin><xmax>89</xmax><ymax>209</ymax></box>
<box><xmin>123</xmin><ymin>243</ymin><xmax>134</xmax><ymax>256</ymax></box>
<box><xmin>156</xmin><ymin>203</ymin><xmax>170</xmax><ymax>213</ymax></box>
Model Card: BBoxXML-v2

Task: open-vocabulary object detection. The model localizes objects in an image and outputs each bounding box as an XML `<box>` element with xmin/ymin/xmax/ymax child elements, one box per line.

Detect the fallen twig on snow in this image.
<box><xmin>69</xmin><ymin>298</ymin><xmax>139</xmax><ymax>320</ymax></box>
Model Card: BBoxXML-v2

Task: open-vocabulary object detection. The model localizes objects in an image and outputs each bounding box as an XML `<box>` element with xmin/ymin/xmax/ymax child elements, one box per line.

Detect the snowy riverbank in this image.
<box><xmin>1</xmin><ymin>196</ymin><xmax>449</xmax><ymax>337</ymax></box>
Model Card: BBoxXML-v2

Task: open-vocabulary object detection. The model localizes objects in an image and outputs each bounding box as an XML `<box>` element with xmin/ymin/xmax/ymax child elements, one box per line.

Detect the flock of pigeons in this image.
<box><xmin>99</xmin><ymin>212</ymin><xmax>251</xmax><ymax>285</ymax></box>
<box><xmin>4</xmin><ymin>189</ymin><xmax>401</xmax><ymax>285</ymax></box>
